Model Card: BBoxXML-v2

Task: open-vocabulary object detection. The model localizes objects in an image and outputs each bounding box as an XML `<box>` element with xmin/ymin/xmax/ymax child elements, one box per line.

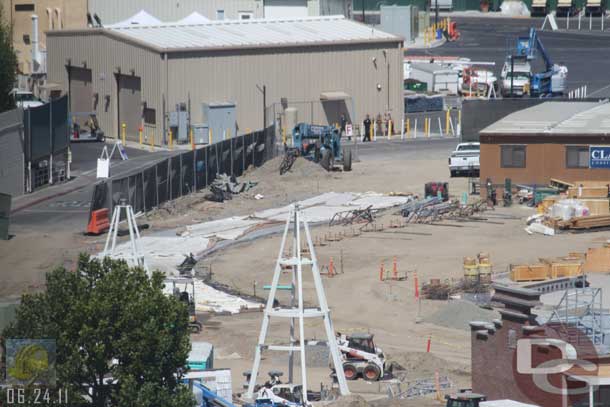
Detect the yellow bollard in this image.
<box><xmin>458</xmin><ymin>109</ymin><xmax>462</xmax><ymax>132</ymax></box>
<box><xmin>190</xmin><ymin>127</ymin><xmax>194</xmax><ymax>150</ymax></box>
<box><xmin>169</xmin><ymin>129</ymin><xmax>173</xmax><ymax>150</ymax></box>
<box><xmin>406</xmin><ymin>118</ymin><xmax>411</xmax><ymax>137</ymax></box>
<box><xmin>227</xmin><ymin>128</ymin><xmax>231</xmax><ymax>140</ymax></box>
<box><xmin>369</xmin><ymin>124</ymin><xmax>373</xmax><ymax>141</ymax></box>
<box><xmin>121</xmin><ymin>123</ymin><xmax>126</xmax><ymax>145</ymax></box>
<box><xmin>150</xmin><ymin>129</ymin><xmax>155</xmax><ymax>152</ymax></box>
<box><xmin>388</xmin><ymin>120</ymin><xmax>393</xmax><ymax>140</ymax></box>
<box><xmin>426</xmin><ymin>118</ymin><xmax>431</xmax><ymax>137</ymax></box>
<box><xmin>209</xmin><ymin>128</ymin><xmax>213</xmax><ymax>143</ymax></box>
<box><xmin>139</xmin><ymin>126</ymin><xmax>143</xmax><ymax>145</ymax></box>
<box><xmin>246</xmin><ymin>128</ymin><xmax>251</xmax><ymax>134</ymax></box>
<box><xmin>445</xmin><ymin>110</ymin><xmax>450</xmax><ymax>136</ymax></box>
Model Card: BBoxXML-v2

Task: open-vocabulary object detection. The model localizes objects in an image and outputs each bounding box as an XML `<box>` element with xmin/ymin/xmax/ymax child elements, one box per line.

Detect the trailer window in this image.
<box><xmin>501</xmin><ymin>145</ymin><xmax>526</xmax><ymax>168</ymax></box>
<box><xmin>566</xmin><ymin>146</ymin><xmax>589</xmax><ymax>168</ymax></box>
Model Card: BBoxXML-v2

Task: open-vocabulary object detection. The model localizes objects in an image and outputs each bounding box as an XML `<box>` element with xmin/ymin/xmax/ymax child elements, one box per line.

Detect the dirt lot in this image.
<box><xmin>4</xmin><ymin>141</ymin><xmax>610</xmax><ymax>405</ymax></box>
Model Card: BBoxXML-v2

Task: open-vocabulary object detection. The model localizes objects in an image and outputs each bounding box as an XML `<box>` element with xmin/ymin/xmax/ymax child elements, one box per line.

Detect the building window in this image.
<box><xmin>501</xmin><ymin>145</ymin><xmax>526</xmax><ymax>168</ymax></box>
<box><xmin>566</xmin><ymin>146</ymin><xmax>589</xmax><ymax>169</ymax></box>
<box><xmin>15</xmin><ymin>4</ymin><xmax>35</xmax><ymax>11</ymax></box>
<box><xmin>216</xmin><ymin>10</ymin><xmax>225</xmax><ymax>20</ymax></box>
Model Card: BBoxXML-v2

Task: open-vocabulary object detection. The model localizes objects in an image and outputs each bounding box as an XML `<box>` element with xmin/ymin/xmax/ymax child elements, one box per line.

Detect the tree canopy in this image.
<box><xmin>1</xmin><ymin>255</ymin><xmax>195</xmax><ymax>407</ymax></box>
<box><xmin>0</xmin><ymin>4</ymin><xmax>17</xmax><ymax>112</ymax></box>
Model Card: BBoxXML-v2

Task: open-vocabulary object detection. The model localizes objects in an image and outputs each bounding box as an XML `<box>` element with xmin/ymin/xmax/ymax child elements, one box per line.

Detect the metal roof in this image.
<box><xmin>481</xmin><ymin>101</ymin><xmax>610</xmax><ymax>135</ymax></box>
<box><xmin>104</xmin><ymin>15</ymin><xmax>400</xmax><ymax>52</ymax></box>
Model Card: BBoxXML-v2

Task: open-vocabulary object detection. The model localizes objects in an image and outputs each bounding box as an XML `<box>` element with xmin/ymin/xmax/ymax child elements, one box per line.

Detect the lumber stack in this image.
<box><xmin>557</xmin><ymin>214</ymin><xmax>610</xmax><ymax>230</ymax></box>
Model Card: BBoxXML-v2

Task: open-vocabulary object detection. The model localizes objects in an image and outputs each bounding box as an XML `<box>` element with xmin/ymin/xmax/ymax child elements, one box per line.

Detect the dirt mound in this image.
<box><xmin>245</xmin><ymin>155</ymin><xmax>329</xmax><ymax>183</ymax></box>
<box><xmin>386</xmin><ymin>351</ymin><xmax>469</xmax><ymax>378</ymax></box>
<box><xmin>426</xmin><ymin>300</ymin><xmax>499</xmax><ymax>331</ymax></box>
<box><xmin>326</xmin><ymin>394</ymin><xmax>369</xmax><ymax>407</ymax></box>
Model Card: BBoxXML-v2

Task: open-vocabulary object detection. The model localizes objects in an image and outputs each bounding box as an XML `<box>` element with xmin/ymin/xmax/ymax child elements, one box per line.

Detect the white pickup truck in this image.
<box><xmin>449</xmin><ymin>142</ymin><xmax>480</xmax><ymax>177</ymax></box>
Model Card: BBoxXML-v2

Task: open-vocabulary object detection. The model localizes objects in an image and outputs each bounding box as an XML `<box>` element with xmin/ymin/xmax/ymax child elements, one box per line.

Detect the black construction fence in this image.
<box><xmin>23</xmin><ymin>95</ymin><xmax>70</xmax><ymax>191</ymax></box>
<box><xmin>89</xmin><ymin>127</ymin><xmax>276</xmax><ymax>219</ymax></box>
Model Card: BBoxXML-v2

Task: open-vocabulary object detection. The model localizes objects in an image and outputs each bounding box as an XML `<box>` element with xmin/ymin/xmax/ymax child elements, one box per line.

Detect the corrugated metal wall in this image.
<box><xmin>88</xmin><ymin>0</ymin><xmax>263</xmax><ymax>24</ymax></box>
<box><xmin>0</xmin><ymin>109</ymin><xmax>25</xmax><ymax>197</ymax></box>
<box><xmin>168</xmin><ymin>43</ymin><xmax>404</xmax><ymax>132</ymax></box>
<box><xmin>47</xmin><ymin>32</ymin><xmax>162</xmax><ymax>141</ymax></box>
<box><xmin>47</xmin><ymin>31</ymin><xmax>403</xmax><ymax>143</ymax></box>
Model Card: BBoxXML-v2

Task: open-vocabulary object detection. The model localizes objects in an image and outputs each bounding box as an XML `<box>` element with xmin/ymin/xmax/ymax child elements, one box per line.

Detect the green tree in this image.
<box><xmin>0</xmin><ymin>4</ymin><xmax>17</xmax><ymax>112</ymax></box>
<box><xmin>1</xmin><ymin>255</ymin><xmax>195</xmax><ymax>407</ymax></box>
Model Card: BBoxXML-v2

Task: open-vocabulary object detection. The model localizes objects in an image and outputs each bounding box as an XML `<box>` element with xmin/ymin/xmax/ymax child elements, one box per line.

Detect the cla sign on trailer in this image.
<box><xmin>589</xmin><ymin>146</ymin><xmax>610</xmax><ymax>168</ymax></box>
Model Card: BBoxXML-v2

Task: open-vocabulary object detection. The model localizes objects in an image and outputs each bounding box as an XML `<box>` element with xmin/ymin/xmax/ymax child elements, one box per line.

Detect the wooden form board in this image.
<box><xmin>583</xmin><ymin>245</ymin><xmax>610</xmax><ymax>273</ymax></box>
<box><xmin>510</xmin><ymin>264</ymin><xmax>549</xmax><ymax>282</ymax></box>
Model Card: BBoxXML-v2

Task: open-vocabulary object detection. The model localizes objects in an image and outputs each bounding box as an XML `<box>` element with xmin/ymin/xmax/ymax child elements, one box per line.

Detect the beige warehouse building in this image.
<box><xmin>46</xmin><ymin>15</ymin><xmax>403</xmax><ymax>144</ymax></box>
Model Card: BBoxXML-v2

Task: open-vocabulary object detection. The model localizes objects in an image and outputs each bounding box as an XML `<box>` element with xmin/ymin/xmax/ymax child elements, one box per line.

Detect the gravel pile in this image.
<box><xmin>425</xmin><ymin>299</ymin><xmax>499</xmax><ymax>331</ymax></box>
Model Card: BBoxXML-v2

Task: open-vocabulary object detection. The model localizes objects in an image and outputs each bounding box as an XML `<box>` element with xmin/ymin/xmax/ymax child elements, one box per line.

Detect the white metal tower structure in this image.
<box><xmin>245</xmin><ymin>204</ymin><xmax>350</xmax><ymax>402</ymax></box>
<box><xmin>102</xmin><ymin>199</ymin><xmax>149</xmax><ymax>273</ymax></box>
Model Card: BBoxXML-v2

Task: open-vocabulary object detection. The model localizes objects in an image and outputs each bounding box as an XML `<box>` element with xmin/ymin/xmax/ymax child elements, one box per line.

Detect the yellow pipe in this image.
<box><xmin>190</xmin><ymin>127</ymin><xmax>194</xmax><ymax>150</ymax></box>
<box><xmin>445</xmin><ymin>110</ymin><xmax>450</xmax><ymax>135</ymax></box>
<box><xmin>139</xmin><ymin>127</ymin><xmax>142</xmax><ymax>145</ymax></box>
<box><xmin>169</xmin><ymin>129</ymin><xmax>173</xmax><ymax>150</ymax></box>
<box><xmin>121</xmin><ymin>123</ymin><xmax>126</xmax><ymax>145</ymax></box>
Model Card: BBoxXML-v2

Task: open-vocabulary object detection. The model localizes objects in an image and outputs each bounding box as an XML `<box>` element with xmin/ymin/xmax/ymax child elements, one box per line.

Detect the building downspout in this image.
<box><xmin>31</xmin><ymin>15</ymin><xmax>40</xmax><ymax>73</ymax></box>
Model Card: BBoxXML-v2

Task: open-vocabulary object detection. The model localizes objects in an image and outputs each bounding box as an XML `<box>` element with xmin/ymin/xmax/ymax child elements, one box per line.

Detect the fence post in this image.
<box><xmin>49</xmin><ymin>98</ymin><xmax>53</xmax><ymax>185</ymax></box>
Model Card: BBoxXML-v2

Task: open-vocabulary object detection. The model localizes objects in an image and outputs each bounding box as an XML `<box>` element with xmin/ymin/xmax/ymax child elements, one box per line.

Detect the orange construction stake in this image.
<box><xmin>393</xmin><ymin>256</ymin><xmax>398</xmax><ymax>280</ymax></box>
<box><xmin>329</xmin><ymin>257</ymin><xmax>335</xmax><ymax>277</ymax></box>
<box><xmin>414</xmin><ymin>271</ymin><xmax>420</xmax><ymax>300</ymax></box>
<box><xmin>379</xmin><ymin>262</ymin><xmax>385</xmax><ymax>281</ymax></box>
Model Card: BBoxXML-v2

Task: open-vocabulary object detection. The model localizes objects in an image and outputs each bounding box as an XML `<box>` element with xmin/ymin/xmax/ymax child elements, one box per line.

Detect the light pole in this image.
<box><xmin>256</xmin><ymin>84</ymin><xmax>267</xmax><ymax>130</ymax></box>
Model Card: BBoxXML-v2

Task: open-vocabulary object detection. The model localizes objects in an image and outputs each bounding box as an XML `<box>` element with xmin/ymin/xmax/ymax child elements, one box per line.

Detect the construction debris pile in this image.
<box><xmin>397</xmin><ymin>197</ymin><xmax>488</xmax><ymax>223</ymax></box>
<box><xmin>205</xmin><ymin>173</ymin><xmax>258</xmax><ymax>202</ymax></box>
<box><xmin>329</xmin><ymin>205</ymin><xmax>374</xmax><ymax>227</ymax></box>
<box><xmin>526</xmin><ymin>180</ymin><xmax>610</xmax><ymax>235</ymax></box>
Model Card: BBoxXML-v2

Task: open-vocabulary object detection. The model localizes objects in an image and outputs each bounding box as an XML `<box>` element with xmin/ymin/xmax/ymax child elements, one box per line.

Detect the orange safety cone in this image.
<box><xmin>393</xmin><ymin>256</ymin><xmax>398</xmax><ymax>280</ymax></box>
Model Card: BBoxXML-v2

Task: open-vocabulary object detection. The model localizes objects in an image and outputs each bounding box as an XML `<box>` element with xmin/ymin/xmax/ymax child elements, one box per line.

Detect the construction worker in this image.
<box><xmin>340</xmin><ymin>114</ymin><xmax>347</xmax><ymax>138</ymax></box>
<box><xmin>363</xmin><ymin>114</ymin><xmax>372</xmax><ymax>142</ymax></box>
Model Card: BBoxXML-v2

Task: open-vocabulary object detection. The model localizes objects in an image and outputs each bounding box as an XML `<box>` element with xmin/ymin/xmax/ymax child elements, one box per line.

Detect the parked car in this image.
<box><xmin>449</xmin><ymin>142</ymin><xmax>480</xmax><ymax>177</ymax></box>
<box><xmin>10</xmin><ymin>89</ymin><xmax>44</xmax><ymax>109</ymax></box>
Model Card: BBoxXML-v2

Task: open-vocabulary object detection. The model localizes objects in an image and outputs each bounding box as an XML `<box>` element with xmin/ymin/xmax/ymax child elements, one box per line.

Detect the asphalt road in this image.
<box><xmin>407</xmin><ymin>17</ymin><xmax>610</xmax><ymax>97</ymax></box>
<box><xmin>11</xmin><ymin>142</ymin><xmax>177</xmax><ymax>231</ymax></box>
